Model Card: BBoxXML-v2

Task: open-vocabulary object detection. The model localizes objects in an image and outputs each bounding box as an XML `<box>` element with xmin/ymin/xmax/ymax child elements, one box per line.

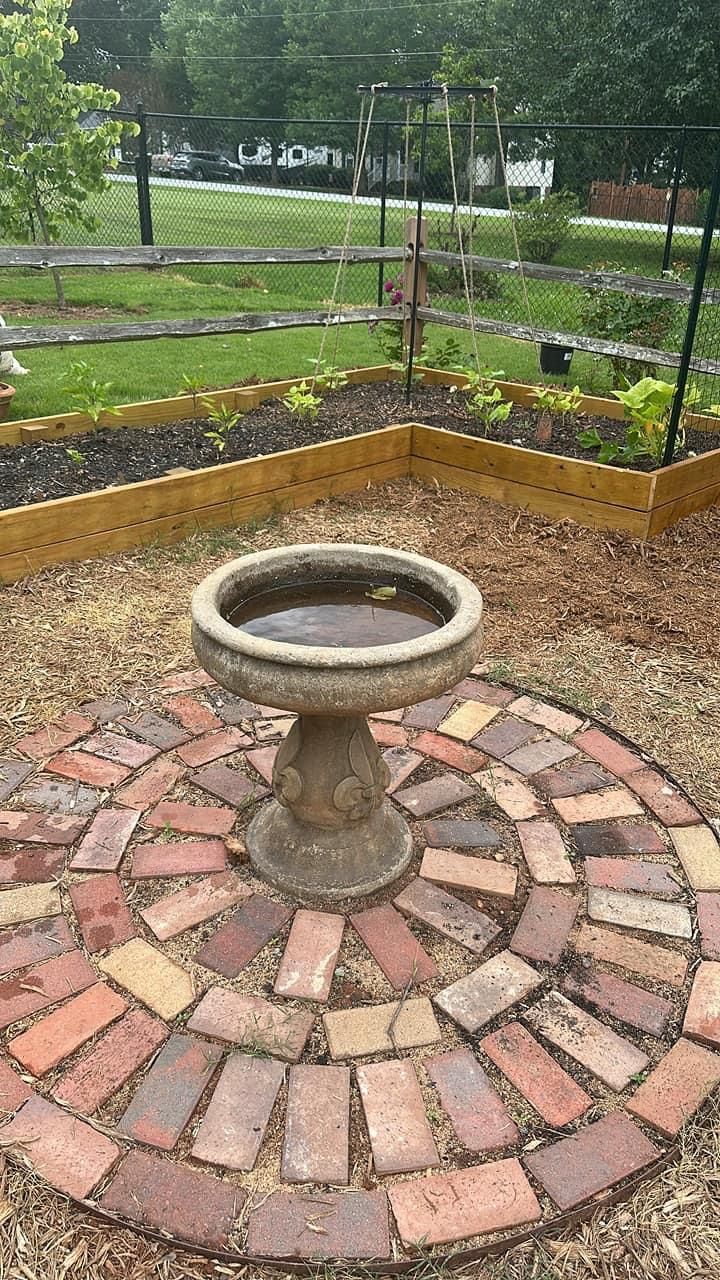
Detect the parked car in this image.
<box><xmin>169</xmin><ymin>150</ymin><xmax>244</xmax><ymax>182</ymax></box>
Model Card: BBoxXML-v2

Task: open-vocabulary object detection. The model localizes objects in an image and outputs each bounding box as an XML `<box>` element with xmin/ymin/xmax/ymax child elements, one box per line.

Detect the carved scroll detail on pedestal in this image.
<box><xmin>332</xmin><ymin>729</ymin><xmax>389</xmax><ymax>823</ymax></box>
<box><xmin>272</xmin><ymin>720</ymin><xmax>303</xmax><ymax>808</ymax></box>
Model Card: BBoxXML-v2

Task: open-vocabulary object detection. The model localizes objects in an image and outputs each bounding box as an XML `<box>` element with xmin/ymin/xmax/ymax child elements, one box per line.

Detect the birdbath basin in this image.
<box><xmin>191</xmin><ymin>544</ymin><xmax>483</xmax><ymax>899</ymax></box>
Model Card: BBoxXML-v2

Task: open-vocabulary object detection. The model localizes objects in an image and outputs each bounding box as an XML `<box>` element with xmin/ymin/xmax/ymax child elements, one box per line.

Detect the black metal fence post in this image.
<box><xmin>662</xmin><ymin>126</ymin><xmax>687</xmax><ymax>274</ymax></box>
<box><xmin>661</xmin><ymin>142</ymin><xmax>720</xmax><ymax>466</ymax></box>
<box><xmin>135</xmin><ymin>101</ymin><xmax>154</xmax><ymax>246</ymax></box>
<box><xmin>377</xmin><ymin>122</ymin><xmax>390</xmax><ymax>305</ymax></box>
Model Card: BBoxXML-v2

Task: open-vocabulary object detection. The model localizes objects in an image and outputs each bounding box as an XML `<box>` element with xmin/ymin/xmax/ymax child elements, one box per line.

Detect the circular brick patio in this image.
<box><xmin>0</xmin><ymin>669</ymin><xmax>718</xmax><ymax>1266</ymax></box>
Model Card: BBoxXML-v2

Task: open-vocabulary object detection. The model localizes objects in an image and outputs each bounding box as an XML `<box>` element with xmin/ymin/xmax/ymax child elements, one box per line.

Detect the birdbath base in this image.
<box><xmin>247</xmin><ymin>712</ymin><xmax>413</xmax><ymax>899</ymax></box>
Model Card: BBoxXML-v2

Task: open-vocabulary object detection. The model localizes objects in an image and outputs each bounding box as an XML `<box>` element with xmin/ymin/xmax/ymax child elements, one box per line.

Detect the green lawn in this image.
<box><xmin>0</xmin><ymin>179</ymin><xmax>708</xmax><ymax>420</ymax></box>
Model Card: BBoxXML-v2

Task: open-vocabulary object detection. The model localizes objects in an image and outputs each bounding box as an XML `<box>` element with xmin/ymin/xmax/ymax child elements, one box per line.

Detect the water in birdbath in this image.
<box><xmin>229</xmin><ymin>579</ymin><xmax>444</xmax><ymax>647</ymax></box>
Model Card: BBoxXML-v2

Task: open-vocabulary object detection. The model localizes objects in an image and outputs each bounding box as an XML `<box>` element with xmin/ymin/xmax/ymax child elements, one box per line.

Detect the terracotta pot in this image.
<box><xmin>0</xmin><ymin>382</ymin><xmax>16</xmax><ymax>422</ymax></box>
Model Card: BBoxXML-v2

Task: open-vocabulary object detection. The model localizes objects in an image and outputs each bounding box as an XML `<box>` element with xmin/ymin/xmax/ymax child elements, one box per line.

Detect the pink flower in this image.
<box><xmin>390</xmin><ymin>289</ymin><xmax>403</xmax><ymax>305</ymax></box>
<box><xmin>383</xmin><ymin>279</ymin><xmax>394</xmax><ymax>292</ymax></box>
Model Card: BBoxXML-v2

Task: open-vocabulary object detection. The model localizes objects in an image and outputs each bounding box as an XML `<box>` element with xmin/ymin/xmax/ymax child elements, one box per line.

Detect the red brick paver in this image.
<box><xmin>472</xmin><ymin>717</ymin><xmax>536</xmax><ymax>759</ymax></box>
<box><xmin>668</xmin><ymin>825</ymin><xmax>720</xmax><ymax>891</ymax></box>
<box><xmin>350</xmin><ymin>902</ymin><xmax>438</xmax><ymax>989</ymax></box>
<box><xmin>574</xmin><ymin>922</ymin><xmax>689</xmax><ymax>989</ymax></box>
<box><xmin>0</xmin><ymin>1095</ymin><xmax>120</xmax><ymax>1198</ymax></box>
<box><xmin>245</xmin><ymin>745</ymin><xmax>278</xmax><ymax>785</ymax></box>
<box><xmin>419</xmin><ymin>847</ymin><xmax>518</xmax><ymax>899</ymax></box>
<box><xmin>571</xmin><ymin>821</ymin><xmax>665</xmax><ymax>856</ymax></box>
<box><xmin>46</xmin><ymin>750</ymin><xmax>131</xmax><ymax>788</ymax></box>
<box><xmin>435</xmin><ymin>950</ymin><xmax>543</xmax><ymax>1033</ymax></box>
<box><xmin>163</xmin><ymin>693</ymin><xmax>223</xmax><ymax>734</ymax></box>
<box><xmin>140</xmin><ymin>871</ymin><xmax>251</xmax><ymax>941</ymax></box>
<box><xmin>508</xmin><ymin>697</ymin><xmax>583</xmax><ymax>736</ymax></box>
<box><xmin>247</xmin><ymin>1189</ymin><xmax>390</xmax><ymax>1260</ymax></box>
<box><xmin>697</xmin><ymin>893</ymin><xmax>720</xmax><ymax>960</ymax></box>
<box><xmin>524</xmin><ymin>991</ymin><xmax>649</xmax><ymax>1091</ymax></box>
<box><xmin>534</xmin><ymin>760</ymin><xmax>616</xmax><ymax>798</ymax></box>
<box><xmin>177</xmin><ymin>727</ymin><xmax>252</xmax><ymax>768</ymax></box>
<box><xmin>394</xmin><ymin>773</ymin><xmax>475</xmax><ymax>817</ymax></box>
<box><xmin>146</xmin><ymin>801</ymin><xmax>235</xmax><ymax>835</ymax></box>
<box><xmin>371</xmin><ymin>721</ymin><xmax>408</xmax><ymax>748</ymax></box>
<box><xmin>130</xmin><ymin>837</ymin><xmax>228</xmax><ymax>878</ymax></box>
<box><xmin>573</xmin><ymin>728</ymin><xmax>645</xmax><ymax>777</ymax></box>
<box><xmin>516</xmin><ymin>820</ymin><xmax>575</xmax><ymax>884</ymax></box>
<box><xmin>69</xmin><ymin>873</ymin><xmax>136</xmax><ymax>952</ymax></box>
<box><xmin>403</xmin><ymin>695</ymin><xmax>455</xmax><ymax>730</ymax></box>
<box><xmin>524</xmin><ymin>1112</ymin><xmax>659</xmax><ymax>1211</ymax></box>
<box><xmin>0</xmin><ymin>915</ymin><xmax>75</xmax><ymax>977</ymax></box>
<box><xmin>118</xmin><ymin>1032</ymin><xmax>222</xmax><ymax>1149</ymax></box>
<box><xmin>383</xmin><ymin>746</ymin><xmax>423</xmax><ymax>792</ymax></box>
<box><xmin>481</xmin><ymin>1021</ymin><xmax>591</xmax><ymax>1126</ymax></box>
<box><xmin>0</xmin><ymin>949</ymin><xmax>97</xmax><ymax>1030</ymax></box>
<box><xmin>283</xmin><ymin>1063</ymin><xmax>350</xmax><ymax>1183</ymax></box>
<box><xmin>394</xmin><ymin>876</ymin><xmax>501</xmax><ymax>955</ymax></box>
<box><xmin>16</xmin><ymin>712</ymin><xmax>95</xmax><ymax>762</ymax></box>
<box><xmin>0</xmin><ymin>883</ymin><xmax>60</xmax><ymax>928</ymax></box>
<box><xmin>54</xmin><ymin>1008</ymin><xmax>169</xmax><ymax>1113</ymax></box>
<box><xmin>0</xmin><ymin>758</ymin><xmax>33</xmax><ymax>803</ymax></box>
<box><xmin>552</xmin><ymin>787</ymin><xmax>643</xmax><ymax>824</ymax></box>
<box><xmin>683</xmin><ymin>961</ymin><xmax>720</xmax><ymax>1049</ymax></box>
<box><xmin>100</xmin><ymin>1149</ymin><xmax>243</xmax><ymax>1250</ymax></box>
<box><xmin>83</xmin><ymin>730</ymin><xmax>159</xmax><ymax>769</ymax></box>
<box><xmin>0</xmin><ymin>847</ymin><xmax>64</xmax><ymax>884</ymax></box>
<box><xmin>70</xmin><ymin>807</ymin><xmax>141</xmax><ymax>871</ymax></box>
<box><xmin>425</xmin><ymin>1047</ymin><xmax>518</xmax><ymax>1151</ymax></box>
<box><xmin>584</xmin><ymin>856</ymin><xmax>681</xmax><ymax>896</ymax></box>
<box><xmin>188</xmin><ymin>988</ymin><xmax>314</xmax><ymax>1062</ymax></box>
<box><xmin>626</xmin><ymin>769</ymin><xmax>702</xmax><ymax>826</ymax></box>
<box><xmin>274</xmin><ymin>908</ymin><xmax>345</xmax><ymax>1001</ymax></box>
<box><xmin>587</xmin><ymin>886</ymin><xmax>692</xmax><ymax>938</ymax></box>
<box><xmin>475</xmin><ymin>764</ymin><xmax>545</xmax><ymax>820</ymax></box>
<box><xmin>9</xmin><ymin>982</ymin><xmax>127</xmax><ymax>1076</ymax></box>
<box><xmin>563</xmin><ymin>966</ymin><xmax>673</xmax><ymax>1037</ymax></box>
<box><xmin>189</xmin><ymin>762</ymin><xmax>268</xmax><ymax>807</ymax></box>
<box><xmin>357</xmin><ymin>1059</ymin><xmax>439</xmax><ymax>1175</ymax></box>
<box><xmin>0</xmin><ymin>1058</ymin><xmax>33</xmax><ymax>1112</ymax></box>
<box><xmin>510</xmin><ymin>887</ymin><xmax>579</xmax><ymax>965</ymax></box>
<box><xmin>412</xmin><ymin>730</ymin><xmax>487</xmax><ymax>774</ymax></box>
<box><xmin>323</xmin><ymin>998</ymin><xmax>441</xmax><ymax>1059</ymax></box>
<box><xmin>422</xmin><ymin>818</ymin><xmax>501</xmax><ymax>848</ymax></box>
<box><xmin>192</xmin><ymin>1053</ymin><xmax>284</xmax><ymax>1171</ymax></box>
<box><xmin>388</xmin><ymin>1158</ymin><xmax>542</xmax><ymax>1247</ymax></box>
<box><xmin>99</xmin><ymin>938</ymin><xmax>195</xmax><ymax>1020</ymax></box>
<box><xmin>160</xmin><ymin>668</ymin><xmax>215</xmax><ymax>692</ymax></box>
<box><xmin>196</xmin><ymin>894</ymin><xmax>292</xmax><ymax>976</ymax></box>
<box><xmin>454</xmin><ymin>677</ymin><xmax>514</xmax><ymax>706</ymax></box>
<box><xmin>0</xmin><ymin>811</ymin><xmax>87</xmax><ymax>846</ymax></box>
<box><xmin>503</xmin><ymin>735</ymin><xmax>578</xmax><ymax>777</ymax></box>
<box><xmin>627</xmin><ymin>1037</ymin><xmax>720</xmax><ymax>1137</ymax></box>
<box><xmin>18</xmin><ymin>775</ymin><xmax>101</xmax><ymax>816</ymax></box>
<box><xmin>118</xmin><ymin>710</ymin><xmax>191</xmax><ymax>750</ymax></box>
<box><xmin>115</xmin><ymin>757</ymin><xmax>185</xmax><ymax>810</ymax></box>
<box><xmin>79</xmin><ymin>697</ymin><xmax>131</xmax><ymax>724</ymax></box>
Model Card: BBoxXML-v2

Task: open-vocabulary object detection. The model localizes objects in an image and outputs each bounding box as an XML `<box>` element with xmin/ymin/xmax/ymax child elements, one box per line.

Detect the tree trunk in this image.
<box><xmin>33</xmin><ymin>199</ymin><xmax>66</xmax><ymax>310</ymax></box>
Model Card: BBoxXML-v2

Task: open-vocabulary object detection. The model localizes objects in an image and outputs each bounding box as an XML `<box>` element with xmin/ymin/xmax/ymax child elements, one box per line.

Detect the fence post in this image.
<box><xmin>135</xmin><ymin>101</ymin><xmax>154</xmax><ymax>246</ymax></box>
<box><xmin>377</xmin><ymin>122</ymin><xmax>391</xmax><ymax>305</ymax></box>
<box><xmin>661</xmin><ymin>142</ymin><xmax>720</xmax><ymax>466</ymax></box>
<box><xmin>662</xmin><ymin>126</ymin><xmax>687</xmax><ymax>275</ymax></box>
<box><xmin>403</xmin><ymin>215</ymin><xmax>428</xmax><ymax>366</ymax></box>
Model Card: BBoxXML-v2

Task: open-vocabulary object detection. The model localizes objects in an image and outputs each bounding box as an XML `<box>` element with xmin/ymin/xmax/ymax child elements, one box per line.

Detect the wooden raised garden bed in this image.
<box><xmin>1</xmin><ymin>366</ymin><xmax>719</xmax><ymax>584</ymax></box>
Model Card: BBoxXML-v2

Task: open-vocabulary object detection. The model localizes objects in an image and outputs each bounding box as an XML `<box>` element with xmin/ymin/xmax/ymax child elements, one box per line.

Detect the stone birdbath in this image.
<box><xmin>191</xmin><ymin>544</ymin><xmax>483</xmax><ymax>899</ymax></box>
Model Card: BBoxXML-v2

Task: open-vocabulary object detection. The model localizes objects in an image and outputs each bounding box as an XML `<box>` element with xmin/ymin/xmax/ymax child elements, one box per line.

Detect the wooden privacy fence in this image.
<box><xmin>1</xmin><ymin>231</ymin><xmax>719</xmax><ymax>375</ymax></box>
<box><xmin>588</xmin><ymin>181</ymin><xmax>700</xmax><ymax>225</ymax></box>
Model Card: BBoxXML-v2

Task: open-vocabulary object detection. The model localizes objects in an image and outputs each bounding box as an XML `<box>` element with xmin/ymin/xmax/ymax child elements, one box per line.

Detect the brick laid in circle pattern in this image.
<box><xmin>0</xmin><ymin>673</ymin><xmax>716</xmax><ymax>1265</ymax></box>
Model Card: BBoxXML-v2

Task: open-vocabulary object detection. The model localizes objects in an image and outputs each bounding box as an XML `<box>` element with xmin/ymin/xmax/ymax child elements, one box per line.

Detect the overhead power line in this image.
<box><xmin>70</xmin><ymin>0</ymin><xmax>481</xmax><ymax>20</ymax></box>
<box><xmin>66</xmin><ymin>48</ymin><xmax>450</xmax><ymax>60</ymax></box>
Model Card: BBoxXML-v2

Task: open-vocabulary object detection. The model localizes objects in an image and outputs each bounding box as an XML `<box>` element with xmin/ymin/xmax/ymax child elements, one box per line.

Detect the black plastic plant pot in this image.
<box><xmin>539</xmin><ymin>343</ymin><xmax>574</xmax><ymax>375</ymax></box>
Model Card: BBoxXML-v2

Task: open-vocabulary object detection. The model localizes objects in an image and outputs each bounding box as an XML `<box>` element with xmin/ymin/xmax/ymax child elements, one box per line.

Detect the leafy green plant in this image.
<box><xmin>427</xmin><ymin>218</ymin><xmax>503</xmax><ymax>301</ymax></box>
<box><xmin>64</xmin><ymin>445</ymin><xmax>86</xmax><ymax>468</ymax></box>
<box><xmin>180</xmin><ymin>372</ymin><xmax>205</xmax><ymax>414</ymax></box>
<box><xmin>578</xmin><ymin>263</ymin><xmax>684</xmax><ymax>387</ymax></box>
<box><xmin>307</xmin><ymin>359</ymin><xmax>348</xmax><ymax>392</ymax></box>
<box><xmin>532</xmin><ymin>384</ymin><xmax>584</xmax><ymax>424</ymax></box>
<box><xmin>281</xmin><ymin>380</ymin><xmax>323</xmax><ymax>420</ymax></box>
<box><xmin>424</xmin><ymin>334</ymin><xmax>468</xmax><ymax>371</ymax></box>
<box><xmin>516</xmin><ymin>191</ymin><xmax>579</xmax><ymax>264</ymax></box>
<box><xmin>462</xmin><ymin>367</ymin><xmax>512</xmax><ymax>435</ymax></box>
<box><xmin>62</xmin><ymin>360</ymin><xmax>120</xmax><ymax>425</ymax></box>
<box><xmin>577</xmin><ymin>376</ymin><xmax>696</xmax><ymax>465</ymax></box>
<box><xmin>202</xmin><ymin>399</ymin><xmax>241</xmax><ymax>452</ymax></box>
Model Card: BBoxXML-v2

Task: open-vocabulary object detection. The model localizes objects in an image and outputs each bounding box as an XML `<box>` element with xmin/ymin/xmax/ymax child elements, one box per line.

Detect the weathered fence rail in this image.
<box><xmin>0</xmin><ymin>245</ymin><xmax>409</xmax><ymax>270</ymax></box>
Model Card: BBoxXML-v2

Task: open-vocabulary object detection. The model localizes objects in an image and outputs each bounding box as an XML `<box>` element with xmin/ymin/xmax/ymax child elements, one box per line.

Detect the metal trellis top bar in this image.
<box><xmin>357</xmin><ymin>81</ymin><xmax>496</xmax><ymax>101</ymax></box>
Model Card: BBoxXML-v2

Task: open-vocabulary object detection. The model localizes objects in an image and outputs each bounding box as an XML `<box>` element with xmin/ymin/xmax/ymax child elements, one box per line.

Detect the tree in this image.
<box><xmin>0</xmin><ymin>0</ymin><xmax>137</xmax><ymax>306</ymax></box>
<box><xmin>156</xmin><ymin>0</ymin><xmax>291</xmax><ymax>180</ymax></box>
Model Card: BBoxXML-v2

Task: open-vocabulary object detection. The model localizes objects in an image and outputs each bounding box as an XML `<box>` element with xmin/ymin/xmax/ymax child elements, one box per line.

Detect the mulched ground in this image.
<box><xmin>3</xmin><ymin>381</ymin><xmax>718</xmax><ymax>512</ymax></box>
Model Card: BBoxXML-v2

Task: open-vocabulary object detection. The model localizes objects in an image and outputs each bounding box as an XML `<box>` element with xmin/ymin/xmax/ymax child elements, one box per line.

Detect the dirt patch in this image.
<box><xmin>2</xmin><ymin>381</ymin><xmax>718</xmax><ymax>512</ymax></box>
<box><xmin>0</xmin><ymin>300</ymin><xmax>149</xmax><ymax>318</ymax></box>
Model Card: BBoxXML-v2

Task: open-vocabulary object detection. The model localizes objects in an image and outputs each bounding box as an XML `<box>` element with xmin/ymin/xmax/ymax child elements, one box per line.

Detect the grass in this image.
<box><xmin>1</xmin><ymin>178</ymin><xmax>715</xmax><ymax>419</ymax></box>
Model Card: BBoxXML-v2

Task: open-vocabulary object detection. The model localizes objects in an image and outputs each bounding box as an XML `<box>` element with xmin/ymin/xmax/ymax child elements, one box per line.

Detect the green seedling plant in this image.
<box><xmin>461</xmin><ymin>366</ymin><xmax>512</xmax><ymax>435</ymax></box>
<box><xmin>62</xmin><ymin>360</ymin><xmax>120</xmax><ymax>425</ymax></box>
<box><xmin>281</xmin><ymin>380</ymin><xmax>323</xmax><ymax>421</ymax></box>
<box><xmin>64</xmin><ymin>445</ymin><xmax>86</xmax><ymax>469</ymax></box>
<box><xmin>424</xmin><ymin>333</ymin><xmax>468</xmax><ymax>372</ymax></box>
<box><xmin>180</xmin><ymin>372</ymin><xmax>206</xmax><ymax>414</ymax></box>
<box><xmin>532</xmin><ymin>383</ymin><xmax>584</xmax><ymax>425</ymax></box>
<box><xmin>577</xmin><ymin>376</ymin><xmax>696</xmax><ymax>465</ymax></box>
<box><xmin>202</xmin><ymin>398</ymin><xmax>241</xmax><ymax>453</ymax></box>
<box><xmin>307</xmin><ymin>359</ymin><xmax>348</xmax><ymax>392</ymax></box>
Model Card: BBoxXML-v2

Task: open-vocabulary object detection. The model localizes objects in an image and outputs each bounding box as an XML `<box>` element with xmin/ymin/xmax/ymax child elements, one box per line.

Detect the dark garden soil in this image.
<box><xmin>2</xmin><ymin>379</ymin><xmax>717</xmax><ymax>512</ymax></box>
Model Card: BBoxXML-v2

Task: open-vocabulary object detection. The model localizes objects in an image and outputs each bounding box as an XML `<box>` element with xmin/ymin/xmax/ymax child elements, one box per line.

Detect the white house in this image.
<box><xmin>474</xmin><ymin>151</ymin><xmax>554</xmax><ymax>199</ymax></box>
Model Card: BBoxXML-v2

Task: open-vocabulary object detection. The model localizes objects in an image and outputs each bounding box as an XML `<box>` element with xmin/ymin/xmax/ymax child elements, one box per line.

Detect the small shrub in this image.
<box><xmin>63</xmin><ymin>360</ymin><xmax>120</xmax><ymax>425</ymax></box>
<box><xmin>516</xmin><ymin>191</ymin><xmax>579</xmax><ymax>264</ymax></box>
<box><xmin>532</xmin><ymin>384</ymin><xmax>584</xmax><ymax>425</ymax></box>
<box><xmin>281</xmin><ymin>380</ymin><xmax>323</xmax><ymax>420</ymax></box>
<box><xmin>462</xmin><ymin>367</ymin><xmax>512</xmax><ymax>435</ymax></box>
<box><xmin>577</xmin><ymin>376</ymin><xmax>697</xmax><ymax>465</ymax></box>
<box><xmin>578</xmin><ymin>263</ymin><xmax>684</xmax><ymax>387</ymax></box>
<box><xmin>202</xmin><ymin>399</ymin><xmax>241</xmax><ymax>452</ymax></box>
<box><xmin>427</xmin><ymin>219</ymin><xmax>503</xmax><ymax>301</ymax></box>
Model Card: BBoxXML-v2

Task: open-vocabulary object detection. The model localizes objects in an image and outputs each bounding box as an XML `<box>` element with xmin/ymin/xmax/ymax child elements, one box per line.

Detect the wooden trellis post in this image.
<box><xmin>403</xmin><ymin>215</ymin><xmax>428</xmax><ymax>355</ymax></box>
